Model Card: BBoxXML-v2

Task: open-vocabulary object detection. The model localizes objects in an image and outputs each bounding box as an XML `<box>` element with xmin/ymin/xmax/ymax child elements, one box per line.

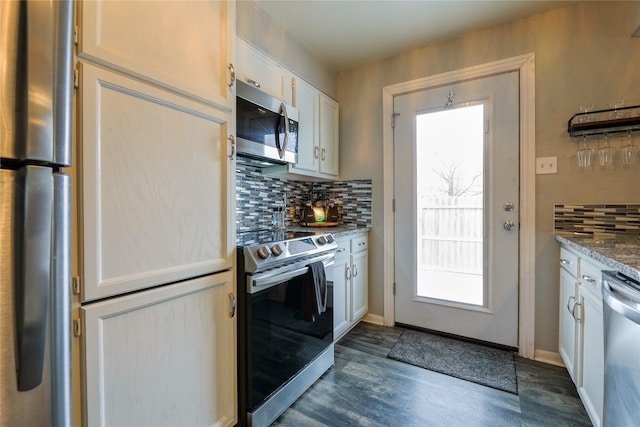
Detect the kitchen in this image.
<box><xmin>1</xmin><ymin>1</ymin><xmax>639</xmax><ymax>426</ymax></box>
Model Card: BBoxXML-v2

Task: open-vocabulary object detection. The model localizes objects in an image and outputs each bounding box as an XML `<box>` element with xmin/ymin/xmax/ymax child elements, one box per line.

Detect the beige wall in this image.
<box><xmin>236</xmin><ymin>0</ymin><xmax>338</xmax><ymax>98</ymax></box>
<box><xmin>337</xmin><ymin>1</ymin><xmax>640</xmax><ymax>353</ymax></box>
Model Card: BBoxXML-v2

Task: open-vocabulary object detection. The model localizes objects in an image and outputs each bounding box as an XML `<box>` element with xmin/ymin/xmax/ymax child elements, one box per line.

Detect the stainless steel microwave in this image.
<box><xmin>236</xmin><ymin>80</ymin><xmax>299</xmax><ymax>165</ymax></box>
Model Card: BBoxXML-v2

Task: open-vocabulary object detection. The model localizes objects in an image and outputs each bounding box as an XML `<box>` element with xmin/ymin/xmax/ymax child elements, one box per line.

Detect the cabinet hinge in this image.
<box><xmin>73</xmin><ymin>68</ymin><xmax>79</xmax><ymax>89</ymax></box>
<box><xmin>392</xmin><ymin>113</ymin><xmax>400</xmax><ymax>128</ymax></box>
<box><xmin>72</xmin><ymin>276</ymin><xmax>81</xmax><ymax>295</ymax></box>
<box><xmin>392</xmin><ymin>198</ymin><xmax>395</xmax><ymax>213</ymax></box>
<box><xmin>393</xmin><ymin>282</ymin><xmax>396</xmax><ymax>295</ymax></box>
<box><xmin>73</xmin><ymin>25</ymin><xmax>79</xmax><ymax>45</ymax></box>
<box><xmin>72</xmin><ymin>319</ymin><xmax>82</xmax><ymax>338</ymax></box>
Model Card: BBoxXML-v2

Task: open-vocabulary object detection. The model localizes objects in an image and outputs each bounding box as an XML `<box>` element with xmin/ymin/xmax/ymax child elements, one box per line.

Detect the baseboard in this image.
<box><xmin>362</xmin><ymin>313</ymin><xmax>384</xmax><ymax>326</ymax></box>
<box><xmin>534</xmin><ymin>349</ymin><xmax>564</xmax><ymax>367</ymax></box>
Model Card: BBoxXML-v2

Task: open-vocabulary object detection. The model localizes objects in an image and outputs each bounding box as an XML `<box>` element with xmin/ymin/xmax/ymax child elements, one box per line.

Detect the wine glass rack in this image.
<box><xmin>568</xmin><ymin>105</ymin><xmax>640</xmax><ymax>137</ymax></box>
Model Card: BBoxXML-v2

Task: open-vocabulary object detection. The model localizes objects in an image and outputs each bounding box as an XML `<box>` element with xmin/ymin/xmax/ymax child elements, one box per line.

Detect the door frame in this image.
<box><xmin>382</xmin><ymin>53</ymin><xmax>536</xmax><ymax>358</ymax></box>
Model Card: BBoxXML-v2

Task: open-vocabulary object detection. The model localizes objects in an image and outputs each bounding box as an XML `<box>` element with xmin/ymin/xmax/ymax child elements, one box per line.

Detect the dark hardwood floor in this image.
<box><xmin>272</xmin><ymin>322</ymin><xmax>592</xmax><ymax>427</ymax></box>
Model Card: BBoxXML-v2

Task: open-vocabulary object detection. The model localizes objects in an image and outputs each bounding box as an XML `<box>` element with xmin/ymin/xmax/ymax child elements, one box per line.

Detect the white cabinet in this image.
<box><xmin>236</xmin><ymin>38</ymin><xmax>293</xmax><ymax>104</ymax></box>
<box><xmin>78</xmin><ymin>0</ymin><xmax>235</xmax><ymax>109</ymax></box>
<box><xmin>577</xmin><ymin>258</ymin><xmax>605</xmax><ymax>427</ymax></box>
<box><xmin>78</xmin><ymin>63</ymin><xmax>234</xmax><ymax>302</ymax></box>
<box><xmin>288</xmin><ymin>78</ymin><xmax>340</xmax><ymax>180</ymax></box>
<box><xmin>81</xmin><ymin>272</ymin><xmax>236</xmax><ymax>427</ymax></box>
<box><xmin>333</xmin><ymin>234</ymin><xmax>368</xmax><ymax>340</ymax></box>
<box><xmin>76</xmin><ymin>2</ymin><xmax>236</xmax><ymax>426</ymax></box>
<box><xmin>559</xmin><ymin>248</ymin><xmax>579</xmax><ymax>382</ymax></box>
<box><xmin>558</xmin><ymin>246</ymin><xmax>605</xmax><ymax>427</ymax></box>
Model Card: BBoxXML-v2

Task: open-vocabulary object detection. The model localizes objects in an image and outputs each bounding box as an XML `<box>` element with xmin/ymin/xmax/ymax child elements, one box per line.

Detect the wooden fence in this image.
<box><xmin>418</xmin><ymin>195</ymin><xmax>483</xmax><ymax>274</ymax></box>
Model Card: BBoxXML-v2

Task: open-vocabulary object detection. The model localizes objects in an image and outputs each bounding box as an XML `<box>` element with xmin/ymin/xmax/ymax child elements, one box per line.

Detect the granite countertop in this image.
<box><xmin>290</xmin><ymin>224</ymin><xmax>371</xmax><ymax>239</ymax></box>
<box><xmin>554</xmin><ymin>234</ymin><xmax>640</xmax><ymax>281</ymax></box>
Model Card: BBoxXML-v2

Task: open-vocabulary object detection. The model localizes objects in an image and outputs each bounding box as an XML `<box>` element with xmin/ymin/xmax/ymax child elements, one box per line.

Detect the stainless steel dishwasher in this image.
<box><xmin>601</xmin><ymin>271</ymin><xmax>640</xmax><ymax>426</ymax></box>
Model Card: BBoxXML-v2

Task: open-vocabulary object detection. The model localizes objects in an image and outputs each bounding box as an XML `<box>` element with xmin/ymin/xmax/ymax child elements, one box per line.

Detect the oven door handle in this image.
<box><xmin>248</xmin><ymin>254</ymin><xmax>334</xmax><ymax>293</ymax></box>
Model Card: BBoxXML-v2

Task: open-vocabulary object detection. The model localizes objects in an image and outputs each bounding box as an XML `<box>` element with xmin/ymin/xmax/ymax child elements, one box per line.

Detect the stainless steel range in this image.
<box><xmin>236</xmin><ymin>230</ymin><xmax>338</xmax><ymax>427</ymax></box>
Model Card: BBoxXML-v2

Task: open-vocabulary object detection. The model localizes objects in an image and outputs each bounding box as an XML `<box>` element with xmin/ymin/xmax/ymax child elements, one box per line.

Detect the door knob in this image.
<box><xmin>504</xmin><ymin>202</ymin><xmax>515</xmax><ymax>212</ymax></box>
<box><xmin>503</xmin><ymin>221</ymin><xmax>516</xmax><ymax>231</ymax></box>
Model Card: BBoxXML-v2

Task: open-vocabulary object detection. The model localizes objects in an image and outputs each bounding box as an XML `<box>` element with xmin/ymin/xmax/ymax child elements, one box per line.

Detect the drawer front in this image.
<box><xmin>580</xmin><ymin>258</ymin><xmax>604</xmax><ymax>298</ymax></box>
<box><xmin>560</xmin><ymin>247</ymin><xmax>579</xmax><ymax>277</ymax></box>
<box><xmin>351</xmin><ymin>235</ymin><xmax>368</xmax><ymax>253</ymax></box>
<box><xmin>334</xmin><ymin>238</ymin><xmax>350</xmax><ymax>258</ymax></box>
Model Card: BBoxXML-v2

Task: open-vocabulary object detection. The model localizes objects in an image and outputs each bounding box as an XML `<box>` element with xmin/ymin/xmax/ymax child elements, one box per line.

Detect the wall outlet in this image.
<box><xmin>536</xmin><ymin>156</ymin><xmax>557</xmax><ymax>174</ymax></box>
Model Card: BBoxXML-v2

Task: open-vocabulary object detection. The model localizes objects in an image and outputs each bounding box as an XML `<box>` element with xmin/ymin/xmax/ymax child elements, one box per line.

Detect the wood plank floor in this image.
<box><xmin>272</xmin><ymin>322</ymin><xmax>592</xmax><ymax>427</ymax></box>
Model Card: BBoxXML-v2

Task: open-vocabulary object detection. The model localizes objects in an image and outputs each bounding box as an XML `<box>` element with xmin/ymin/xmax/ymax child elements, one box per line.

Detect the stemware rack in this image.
<box><xmin>568</xmin><ymin>105</ymin><xmax>640</xmax><ymax>137</ymax></box>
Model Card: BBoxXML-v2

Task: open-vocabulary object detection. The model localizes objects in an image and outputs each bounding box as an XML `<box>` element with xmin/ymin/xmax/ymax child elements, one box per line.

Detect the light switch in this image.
<box><xmin>536</xmin><ymin>156</ymin><xmax>557</xmax><ymax>174</ymax></box>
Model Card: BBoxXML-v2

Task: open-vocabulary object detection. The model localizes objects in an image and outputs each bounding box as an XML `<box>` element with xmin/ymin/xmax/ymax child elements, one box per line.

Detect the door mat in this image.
<box><xmin>387</xmin><ymin>329</ymin><xmax>518</xmax><ymax>394</ymax></box>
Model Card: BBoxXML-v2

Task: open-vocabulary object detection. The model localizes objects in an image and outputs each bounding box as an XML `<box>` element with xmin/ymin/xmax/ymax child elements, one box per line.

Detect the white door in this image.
<box><xmin>393</xmin><ymin>72</ymin><xmax>519</xmax><ymax>347</ymax></box>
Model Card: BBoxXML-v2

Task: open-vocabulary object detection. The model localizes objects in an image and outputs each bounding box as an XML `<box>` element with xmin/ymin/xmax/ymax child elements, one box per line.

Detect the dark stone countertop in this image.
<box><xmin>554</xmin><ymin>234</ymin><xmax>640</xmax><ymax>281</ymax></box>
<box><xmin>290</xmin><ymin>224</ymin><xmax>371</xmax><ymax>239</ymax></box>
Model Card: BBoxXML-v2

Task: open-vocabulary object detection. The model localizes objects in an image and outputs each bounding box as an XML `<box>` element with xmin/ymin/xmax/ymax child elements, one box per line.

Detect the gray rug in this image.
<box><xmin>387</xmin><ymin>329</ymin><xmax>518</xmax><ymax>394</ymax></box>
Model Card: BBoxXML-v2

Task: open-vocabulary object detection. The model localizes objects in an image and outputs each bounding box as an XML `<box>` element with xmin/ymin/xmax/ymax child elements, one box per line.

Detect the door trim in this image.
<box><xmin>382</xmin><ymin>53</ymin><xmax>536</xmax><ymax>359</ymax></box>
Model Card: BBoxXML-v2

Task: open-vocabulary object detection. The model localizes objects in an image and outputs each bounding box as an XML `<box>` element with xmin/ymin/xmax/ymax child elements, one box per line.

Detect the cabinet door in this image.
<box><xmin>236</xmin><ymin>39</ymin><xmax>292</xmax><ymax>104</ymax></box>
<box><xmin>81</xmin><ymin>272</ymin><xmax>236</xmax><ymax>427</ymax></box>
<box><xmin>80</xmin><ymin>64</ymin><xmax>234</xmax><ymax>302</ymax></box>
<box><xmin>351</xmin><ymin>250</ymin><xmax>368</xmax><ymax>321</ymax></box>
<box><xmin>290</xmin><ymin>78</ymin><xmax>319</xmax><ymax>174</ymax></box>
<box><xmin>319</xmin><ymin>95</ymin><xmax>339</xmax><ymax>177</ymax></box>
<box><xmin>332</xmin><ymin>255</ymin><xmax>351</xmax><ymax>340</ymax></box>
<box><xmin>78</xmin><ymin>0</ymin><xmax>235</xmax><ymax>109</ymax></box>
<box><xmin>579</xmin><ymin>283</ymin><xmax>604</xmax><ymax>427</ymax></box>
<box><xmin>559</xmin><ymin>267</ymin><xmax>579</xmax><ymax>382</ymax></box>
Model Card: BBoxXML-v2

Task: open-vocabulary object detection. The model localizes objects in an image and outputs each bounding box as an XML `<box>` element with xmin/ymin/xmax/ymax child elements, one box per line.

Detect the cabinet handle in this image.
<box><xmin>573</xmin><ymin>302</ymin><xmax>582</xmax><ymax>323</ymax></box>
<box><xmin>346</xmin><ymin>266</ymin><xmax>351</xmax><ymax>280</ymax></box>
<box><xmin>228</xmin><ymin>63</ymin><xmax>235</xmax><ymax>90</ymax></box>
<box><xmin>567</xmin><ymin>295</ymin><xmax>576</xmax><ymax>317</ymax></box>
<box><xmin>228</xmin><ymin>135</ymin><xmax>235</xmax><ymax>159</ymax></box>
<box><xmin>321</xmin><ymin>148</ymin><xmax>326</xmax><ymax>161</ymax></box>
<box><xmin>336</xmin><ymin>248</ymin><xmax>346</xmax><ymax>253</ymax></box>
<box><xmin>352</xmin><ymin>265</ymin><xmax>358</xmax><ymax>278</ymax></box>
<box><xmin>246</xmin><ymin>79</ymin><xmax>261</xmax><ymax>89</ymax></box>
<box><xmin>314</xmin><ymin>146</ymin><xmax>319</xmax><ymax>159</ymax></box>
<box><xmin>560</xmin><ymin>259</ymin><xmax>571</xmax><ymax>265</ymax></box>
<box><xmin>358</xmin><ymin>242</ymin><xmax>366</xmax><ymax>247</ymax></box>
<box><xmin>581</xmin><ymin>275</ymin><xmax>596</xmax><ymax>283</ymax></box>
<box><xmin>229</xmin><ymin>293</ymin><xmax>236</xmax><ymax>318</ymax></box>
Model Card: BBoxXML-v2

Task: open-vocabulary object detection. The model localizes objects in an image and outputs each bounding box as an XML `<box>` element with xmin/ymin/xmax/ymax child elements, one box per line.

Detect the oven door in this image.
<box><xmin>243</xmin><ymin>254</ymin><xmax>334</xmax><ymax>413</ymax></box>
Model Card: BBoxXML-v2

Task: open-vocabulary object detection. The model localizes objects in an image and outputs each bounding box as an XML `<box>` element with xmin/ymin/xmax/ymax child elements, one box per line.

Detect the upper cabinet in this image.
<box><xmin>77</xmin><ymin>0</ymin><xmax>236</xmax><ymax>110</ymax></box>
<box><xmin>288</xmin><ymin>78</ymin><xmax>339</xmax><ymax>179</ymax></box>
<box><xmin>236</xmin><ymin>39</ymin><xmax>293</xmax><ymax>104</ymax></box>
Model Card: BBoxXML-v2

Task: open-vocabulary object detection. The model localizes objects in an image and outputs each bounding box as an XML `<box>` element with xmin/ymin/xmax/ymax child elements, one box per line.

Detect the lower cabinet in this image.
<box><xmin>558</xmin><ymin>245</ymin><xmax>605</xmax><ymax>427</ymax></box>
<box><xmin>332</xmin><ymin>234</ymin><xmax>368</xmax><ymax>340</ymax></box>
<box><xmin>577</xmin><ymin>258</ymin><xmax>605</xmax><ymax>427</ymax></box>
<box><xmin>81</xmin><ymin>271</ymin><xmax>236</xmax><ymax>427</ymax></box>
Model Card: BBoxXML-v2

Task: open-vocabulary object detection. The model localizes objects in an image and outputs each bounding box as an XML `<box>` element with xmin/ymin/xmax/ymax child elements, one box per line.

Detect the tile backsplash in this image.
<box><xmin>236</xmin><ymin>164</ymin><xmax>372</xmax><ymax>232</ymax></box>
<box><xmin>554</xmin><ymin>203</ymin><xmax>640</xmax><ymax>236</ymax></box>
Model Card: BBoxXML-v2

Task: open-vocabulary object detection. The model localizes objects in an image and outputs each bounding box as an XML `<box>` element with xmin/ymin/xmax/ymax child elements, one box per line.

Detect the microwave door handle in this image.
<box><xmin>277</xmin><ymin>102</ymin><xmax>290</xmax><ymax>159</ymax></box>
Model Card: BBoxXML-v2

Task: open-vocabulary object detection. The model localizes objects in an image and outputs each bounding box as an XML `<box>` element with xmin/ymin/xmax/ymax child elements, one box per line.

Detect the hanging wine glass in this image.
<box><xmin>598</xmin><ymin>133</ymin><xmax>613</xmax><ymax>168</ymax></box>
<box><xmin>577</xmin><ymin>135</ymin><xmax>594</xmax><ymax>168</ymax></box>
<box><xmin>621</xmin><ymin>131</ymin><xmax>636</xmax><ymax>166</ymax></box>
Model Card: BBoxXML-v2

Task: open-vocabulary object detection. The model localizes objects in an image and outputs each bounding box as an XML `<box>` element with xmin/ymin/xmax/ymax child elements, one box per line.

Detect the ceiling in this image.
<box><xmin>254</xmin><ymin>0</ymin><xmax>578</xmax><ymax>71</ymax></box>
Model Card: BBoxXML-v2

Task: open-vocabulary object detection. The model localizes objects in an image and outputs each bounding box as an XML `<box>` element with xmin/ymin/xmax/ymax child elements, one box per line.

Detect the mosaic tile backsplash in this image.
<box><xmin>554</xmin><ymin>204</ymin><xmax>640</xmax><ymax>236</ymax></box>
<box><xmin>236</xmin><ymin>163</ymin><xmax>372</xmax><ymax>232</ymax></box>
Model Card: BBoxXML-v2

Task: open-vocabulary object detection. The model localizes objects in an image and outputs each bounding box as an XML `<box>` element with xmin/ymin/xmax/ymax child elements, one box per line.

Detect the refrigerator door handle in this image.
<box><xmin>24</xmin><ymin>0</ymin><xmax>53</xmax><ymax>162</ymax></box>
<box><xmin>51</xmin><ymin>172</ymin><xmax>72</xmax><ymax>425</ymax></box>
<box><xmin>15</xmin><ymin>166</ymin><xmax>53</xmax><ymax>391</ymax></box>
<box><xmin>53</xmin><ymin>0</ymin><xmax>74</xmax><ymax>167</ymax></box>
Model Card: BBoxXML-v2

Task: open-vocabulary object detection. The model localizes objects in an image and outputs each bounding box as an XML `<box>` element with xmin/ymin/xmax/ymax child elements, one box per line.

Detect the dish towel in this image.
<box><xmin>302</xmin><ymin>261</ymin><xmax>327</xmax><ymax>322</ymax></box>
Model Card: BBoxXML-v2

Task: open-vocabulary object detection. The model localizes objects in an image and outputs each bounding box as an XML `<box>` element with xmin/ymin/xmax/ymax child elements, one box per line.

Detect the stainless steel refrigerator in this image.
<box><xmin>1</xmin><ymin>1</ymin><xmax>74</xmax><ymax>425</ymax></box>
